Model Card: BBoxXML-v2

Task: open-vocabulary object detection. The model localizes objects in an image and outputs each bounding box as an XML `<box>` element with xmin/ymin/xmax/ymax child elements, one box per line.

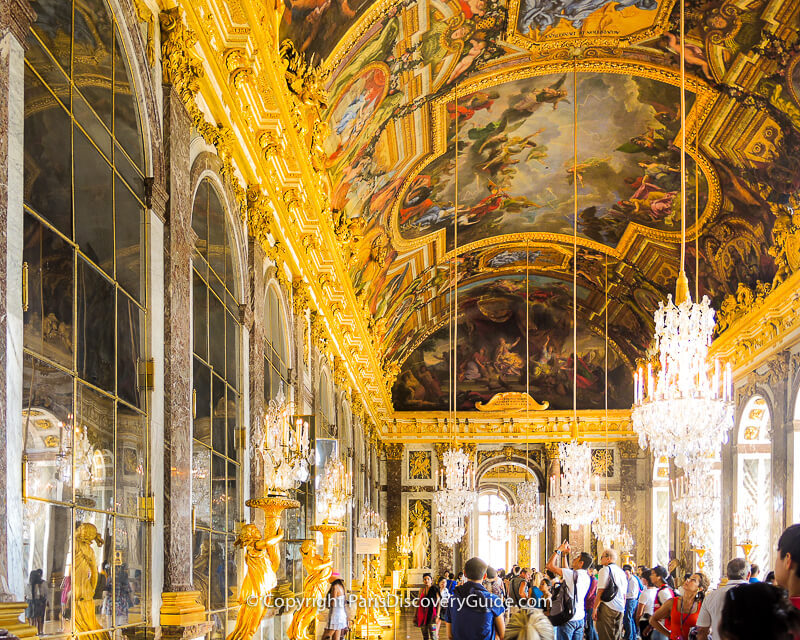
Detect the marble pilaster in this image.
<box><xmin>618</xmin><ymin>453</ymin><xmax>639</xmax><ymax>562</ymax></box>
<box><xmin>385</xmin><ymin>448</ymin><xmax>403</xmax><ymax>572</ymax></box>
<box><xmin>161</xmin><ymin>85</ymin><xmax>196</xmax><ymax>595</ymax></box>
<box><xmin>0</xmin><ymin>0</ymin><xmax>35</xmax><ymax>603</ymax></box>
<box><xmin>248</xmin><ymin>238</ymin><xmax>266</xmax><ymax>524</ymax></box>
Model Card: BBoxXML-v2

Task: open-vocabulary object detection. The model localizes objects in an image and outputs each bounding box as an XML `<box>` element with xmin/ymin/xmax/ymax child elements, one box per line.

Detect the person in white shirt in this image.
<box><xmin>592</xmin><ymin>549</ymin><xmax>627</xmax><ymax>640</ymax></box>
<box><xmin>695</xmin><ymin>557</ymin><xmax>751</xmax><ymax>640</ymax></box>
<box><xmin>545</xmin><ymin>542</ymin><xmax>592</xmax><ymax>640</ymax></box>
<box><xmin>635</xmin><ymin>571</ymin><xmax>657</xmax><ymax>633</ymax></box>
<box><xmin>622</xmin><ymin>565</ymin><xmax>641</xmax><ymax>640</ymax></box>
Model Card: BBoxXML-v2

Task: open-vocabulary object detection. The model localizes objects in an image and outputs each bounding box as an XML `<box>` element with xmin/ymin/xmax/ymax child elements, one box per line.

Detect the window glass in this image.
<box><xmin>22</xmin><ymin>2</ymin><xmax>149</xmax><ymax>636</ymax></box>
<box><xmin>191</xmin><ymin>180</ymin><xmax>241</xmax><ymax>623</ymax></box>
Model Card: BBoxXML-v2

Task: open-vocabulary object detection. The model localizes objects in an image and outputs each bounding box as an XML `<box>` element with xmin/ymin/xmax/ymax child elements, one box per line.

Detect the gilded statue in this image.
<box><xmin>352</xmin><ymin>558</ymin><xmax>382</xmax><ymax>629</ymax></box>
<box><xmin>226</xmin><ymin>523</ymin><xmax>283</xmax><ymax>640</ymax></box>
<box><xmin>74</xmin><ymin>523</ymin><xmax>110</xmax><ymax>640</ymax></box>
<box><xmin>410</xmin><ymin>517</ymin><xmax>429</xmax><ymax>569</ymax></box>
<box><xmin>369</xmin><ymin>558</ymin><xmax>389</xmax><ymax>617</ymax></box>
<box><xmin>287</xmin><ymin>539</ymin><xmax>334</xmax><ymax>640</ymax></box>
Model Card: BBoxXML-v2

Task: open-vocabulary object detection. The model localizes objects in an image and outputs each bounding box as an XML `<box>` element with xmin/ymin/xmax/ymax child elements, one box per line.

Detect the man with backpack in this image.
<box><xmin>545</xmin><ymin>541</ymin><xmax>592</xmax><ymax>640</ymax></box>
<box><xmin>592</xmin><ymin>549</ymin><xmax>627</xmax><ymax>640</ymax></box>
<box><xmin>510</xmin><ymin>568</ymin><xmax>530</xmax><ymax>611</ymax></box>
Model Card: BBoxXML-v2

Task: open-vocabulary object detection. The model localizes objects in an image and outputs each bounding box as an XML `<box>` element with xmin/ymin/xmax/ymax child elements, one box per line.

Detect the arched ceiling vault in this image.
<box><xmin>275</xmin><ymin>0</ymin><xmax>800</xmax><ymax>413</ymax></box>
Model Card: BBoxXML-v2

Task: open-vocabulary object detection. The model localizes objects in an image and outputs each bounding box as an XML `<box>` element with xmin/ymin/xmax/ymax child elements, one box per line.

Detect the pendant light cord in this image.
<box><xmin>572</xmin><ymin>62</ymin><xmax>578</xmax><ymax>434</ymax></box>
<box><xmin>454</xmin><ymin>86</ymin><xmax>459</xmax><ymax>447</ymax></box>
<box><xmin>676</xmin><ymin>0</ymin><xmax>690</xmax><ymax>304</ymax></box>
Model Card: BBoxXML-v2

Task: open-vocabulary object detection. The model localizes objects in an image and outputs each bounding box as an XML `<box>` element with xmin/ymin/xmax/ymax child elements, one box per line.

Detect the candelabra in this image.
<box><xmin>632</xmin><ymin>288</ymin><xmax>734</xmax><ymax>463</ymax></box>
<box><xmin>549</xmin><ymin>441</ymin><xmax>601</xmax><ymax>528</ymax></box>
<box><xmin>317</xmin><ymin>456</ymin><xmax>352</xmax><ymax>524</ymax></box>
<box><xmin>395</xmin><ymin>536</ymin><xmax>412</xmax><ymax>586</ymax></box>
<box><xmin>734</xmin><ymin>503</ymin><xmax>759</xmax><ymax>561</ymax></box>
<box><xmin>259</xmin><ymin>394</ymin><xmax>312</xmax><ymax>496</ymax></box>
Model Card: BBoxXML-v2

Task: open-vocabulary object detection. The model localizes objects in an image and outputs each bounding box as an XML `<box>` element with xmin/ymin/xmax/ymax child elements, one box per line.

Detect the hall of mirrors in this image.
<box><xmin>2</xmin><ymin>0</ymin><xmax>800</xmax><ymax>639</ymax></box>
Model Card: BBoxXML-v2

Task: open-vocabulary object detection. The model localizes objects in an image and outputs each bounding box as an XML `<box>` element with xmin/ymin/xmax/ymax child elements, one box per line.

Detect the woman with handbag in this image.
<box><xmin>649</xmin><ymin>573</ymin><xmax>709</xmax><ymax>640</ymax></box>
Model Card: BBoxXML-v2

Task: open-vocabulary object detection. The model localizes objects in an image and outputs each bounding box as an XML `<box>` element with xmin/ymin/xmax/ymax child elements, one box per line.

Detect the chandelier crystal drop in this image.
<box><xmin>509</xmin><ymin>481</ymin><xmax>545</xmax><ymax>539</ymax></box>
<box><xmin>592</xmin><ymin>493</ymin><xmax>622</xmax><ymax>549</ymax></box>
<box><xmin>672</xmin><ymin>453</ymin><xmax>720</xmax><ymax>549</ymax></box>
<box><xmin>549</xmin><ymin>440</ymin><xmax>601</xmax><ymax>528</ymax></box>
<box><xmin>259</xmin><ymin>393</ymin><xmax>313</xmax><ymax>495</ymax></box>
<box><xmin>317</xmin><ymin>456</ymin><xmax>352</xmax><ymax>524</ymax></box>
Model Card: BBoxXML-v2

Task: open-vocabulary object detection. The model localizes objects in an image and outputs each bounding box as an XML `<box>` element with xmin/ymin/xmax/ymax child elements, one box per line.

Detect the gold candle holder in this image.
<box><xmin>738</xmin><ymin>541</ymin><xmax>755</xmax><ymax>562</ymax></box>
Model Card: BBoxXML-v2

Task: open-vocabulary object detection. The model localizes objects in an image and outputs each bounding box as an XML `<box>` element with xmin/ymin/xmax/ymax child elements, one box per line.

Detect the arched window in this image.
<box><xmin>478</xmin><ymin>491</ymin><xmax>511</xmax><ymax>570</ymax></box>
<box><xmin>190</xmin><ymin>178</ymin><xmax>241</xmax><ymax>634</ymax></box>
<box><xmin>735</xmin><ymin>396</ymin><xmax>772</xmax><ymax>572</ymax></box>
<box><xmin>652</xmin><ymin>457</ymin><xmax>670</xmax><ymax>568</ymax></box>
<box><xmin>21</xmin><ymin>0</ymin><xmax>150</xmax><ymax>634</ymax></box>
<box><xmin>265</xmin><ymin>286</ymin><xmax>289</xmax><ymax>401</ymax></box>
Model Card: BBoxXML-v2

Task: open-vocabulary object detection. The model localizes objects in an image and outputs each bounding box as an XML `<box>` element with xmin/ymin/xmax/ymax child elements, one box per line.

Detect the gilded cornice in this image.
<box><xmin>710</xmin><ymin>269</ymin><xmax>800</xmax><ymax>376</ymax></box>
<box><xmin>386</xmin><ymin>410</ymin><xmax>636</xmax><ymax>444</ymax></box>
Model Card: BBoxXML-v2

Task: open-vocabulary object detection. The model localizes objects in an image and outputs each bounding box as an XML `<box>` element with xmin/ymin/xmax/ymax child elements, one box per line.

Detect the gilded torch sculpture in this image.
<box><xmin>226</xmin><ymin>398</ymin><xmax>307</xmax><ymax>640</ymax></box>
<box><xmin>288</xmin><ymin>456</ymin><xmax>351</xmax><ymax>640</ymax></box>
<box><xmin>74</xmin><ymin>523</ymin><xmax>110</xmax><ymax>640</ymax></box>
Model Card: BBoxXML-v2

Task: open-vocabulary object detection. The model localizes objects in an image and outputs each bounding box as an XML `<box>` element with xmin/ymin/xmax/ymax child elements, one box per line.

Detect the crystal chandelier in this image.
<box><xmin>509</xmin><ymin>481</ymin><xmax>545</xmax><ymax>539</ymax></box>
<box><xmin>434</xmin><ymin>447</ymin><xmax>477</xmax><ymax>521</ymax></box>
<box><xmin>592</xmin><ymin>493</ymin><xmax>621</xmax><ymax>549</ymax></box>
<box><xmin>358</xmin><ymin>506</ymin><xmax>388</xmax><ymax>543</ymax></box>
<box><xmin>259</xmin><ymin>393</ymin><xmax>312</xmax><ymax>495</ymax></box>
<box><xmin>436</xmin><ymin>510</ymin><xmax>465</xmax><ymax>547</ymax></box>
<box><xmin>549</xmin><ymin>440</ymin><xmax>601</xmax><ymax>528</ymax></box>
<box><xmin>632</xmin><ymin>291</ymin><xmax>734</xmax><ymax>462</ymax></box>
<box><xmin>672</xmin><ymin>454</ymin><xmax>720</xmax><ymax>549</ymax></box>
<box><xmin>317</xmin><ymin>456</ymin><xmax>352</xmax><ymax>524</ymax></box>
<box><xmin>630</xmin><ymin>0</ymin><xmax>733</xmax><ymax>465</ymax></box>
<box><xmin>487</xmin><ymin>492</ymin><xmax>509</xmax><ymax>541</ymax></box>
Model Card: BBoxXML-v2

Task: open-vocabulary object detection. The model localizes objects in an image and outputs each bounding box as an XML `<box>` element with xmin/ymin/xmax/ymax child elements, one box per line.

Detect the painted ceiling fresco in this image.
<box><xmin>279</xmin><ymin>0</ymin><xmax>800</xmax><ymax>411</ymax></box>
<box><xmin>397</xmin><ymin>72</ymin><xmax>706</xmax><ymax>250</ymax></box>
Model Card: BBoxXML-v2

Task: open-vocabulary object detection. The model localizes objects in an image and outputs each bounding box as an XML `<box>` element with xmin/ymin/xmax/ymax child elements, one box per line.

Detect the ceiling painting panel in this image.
<box><xmin>391</xmin><ymin>273</ymin><xmax>635</xmax><ymax>411</ymax></box>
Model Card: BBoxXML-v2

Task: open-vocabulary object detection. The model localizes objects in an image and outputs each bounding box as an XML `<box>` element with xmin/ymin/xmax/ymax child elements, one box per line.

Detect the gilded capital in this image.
<box><xmin>617</xmin><ymin>441</ymin><xmax>640</xmax><ymax>459</ymax></box>
<box><xmin>160</xmin><ymin>8</ymin><xmax>203</xmax><ymax>104</ymax></box>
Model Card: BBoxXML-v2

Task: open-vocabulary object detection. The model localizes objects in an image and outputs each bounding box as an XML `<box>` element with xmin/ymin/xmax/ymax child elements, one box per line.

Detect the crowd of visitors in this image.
<box><xmin>410</xmin><ymin>523</ymin><xmax>800</xmax><ymax>640</ymax></box>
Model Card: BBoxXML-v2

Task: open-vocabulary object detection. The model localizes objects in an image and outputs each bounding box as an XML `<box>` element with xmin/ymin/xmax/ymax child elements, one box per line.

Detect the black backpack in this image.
<box><xmin>548</xmin><ymin>571</ymin><xmax>578</xmax><ymax>626</ymax></box>
<box><xmin>600</xmin><ymin>565</ymin><xmax>619</xmax><ymax>603</ymax></box>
